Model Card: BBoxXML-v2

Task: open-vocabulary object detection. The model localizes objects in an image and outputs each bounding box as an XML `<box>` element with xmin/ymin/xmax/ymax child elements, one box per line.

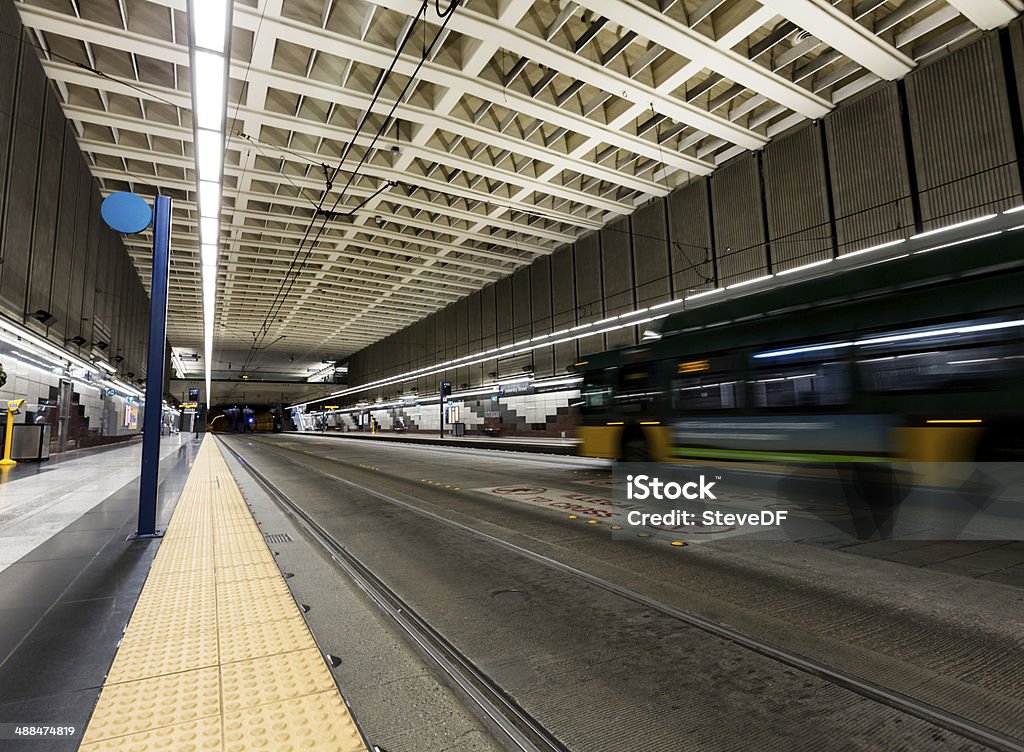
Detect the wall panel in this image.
<box><xmin>601</xmin><ymin>217</ymin><xmax>634</xmax><ymax>314</ymax></box>
<box><xmin>825</xmin><ymin>84</ymin><xmax>914</xmax><ymax>252</ymax></box>
<box><xmin>668</xmin><ymin>179</ymin><xmax>715</xmax><ymax>294</ymax></box>
<box><xmin>480</xmin><ymin>283</ymin><xmax>497</xmax><ymax>381</ymax></box>
<box><xmin>711</xmin><ymin>155</ymin><xmax>766</xmax><ymax>285</ymax></box>
<box><xmin>0</xmin><ymin>41</ymin><xmax>45</xmax><ymax>318</ymax></box>
<box><xmin>70</xmin><ymin>168</ymin><xmax>96</xmax><ymax>351</ymax></box>
<box><xmin>762</xmin><ymin>123</ymin><xmax>833</xmax><ymax>270</ymax></box>
<box><xmin>0</xmin><ymin>110</ymin><xmax>10</xmax><ymax>253</ymax></box>
<box><xmin>549</xmin><ymin>245</ymin><xmax>577</xmax><ymax>373</ymax></box>
<box><xmin>495</xmin><ymin>276</ymin><xmax>513</xmax><ymax>346</ymax></box>
<box><xmin>602</xmin><ymin>217</ymin><xmax>635</xmax><ymax>348</ymax></box>
<box><xmin>50</xmin><ymin>125</ymin><xmax>80</xmax><ymax>342</ymax></box>
<box><xmin>530</xmin><ymin>256</ymin><xmax>552</xmax><ymax>333</ymax></box>
<box><xmin>1011</xmin><ymin>17</ymin><xmax>1024</xmax><ymax>137</ymax></box>
<box><xmin>439</xmin><ymin>303</ymin><xmax>453</xmax><ymax>361</ymax></box>
<box><xmin>27</xmin><ymin>91</ymin><xmax>66</xmax><ymax>330</ymax></box>
<box><xmin>454</xmin><ymin>297</ymin><xmax>470</xmax><ymax>357</ymax></box>
<box><xmin>631</xmin><ymin>199</ymin><xmax>671</xmax><ymax>306</ymax></box>
<box><xmin>0</xmin><ymin>1</ymin><xmax>19</xmax><ymax>117</ymax></box>
<box><xmin>466</xmin><ymin>290</ymin><xmax>482</xmax><ymax>354</ymax></box>
<box><xmin>550</xmin><ymin>245</ymin><xmax>575</xmax><ymax>329</ymax></box>
<box><xmin>574</xmin><ymin>233</ymin><xmax>602</xmax><ymax>323</ymax></box>
<box><xmin>512</xmin><ymin>266</ymin><xmax>531</xmax><ymax>342</ymax></box>
<box><xmin>906</xmin><ymin>33</ymin><xmax>1021</xmax><ymax>227</ymax></box>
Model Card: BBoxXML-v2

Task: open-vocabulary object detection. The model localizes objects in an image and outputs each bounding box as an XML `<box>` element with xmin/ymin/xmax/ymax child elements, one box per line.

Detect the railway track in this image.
<box><xmin>221</xmin><ymin>436</ymin><xmax>1024</xmax><ymax>752</ymax></box>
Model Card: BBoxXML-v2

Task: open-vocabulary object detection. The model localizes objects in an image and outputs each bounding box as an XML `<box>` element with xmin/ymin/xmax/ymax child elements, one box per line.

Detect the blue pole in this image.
<box><xmin>136</xmin><ymin>194</ymin><xmax>171</xmax><ymax>537</ymax></box>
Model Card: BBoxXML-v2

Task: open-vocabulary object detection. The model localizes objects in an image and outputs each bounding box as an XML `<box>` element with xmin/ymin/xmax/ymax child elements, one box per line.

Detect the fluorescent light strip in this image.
<box><xmin>198</xmin><ymin>180</ymin><xmax>221</xmax><ymax>218</ymax></box>
<box><xmin>912</xmin><ymin>231</ymin><xmax>1002</xmax><ymax>254</ymax></box>
<box><xmin>726</xmin><ymin>274</ymin><xmax>773</xmax><ymax>290</ymax></box>
<box><xmin>192</xmin><ymin>1</ymin><xmax>228</xmax><ymax>52</ymax></box>
<box><xmin>685</xmin><ymin>288</ymin><xmax>723</xmax><ymax>300</ymax></box>
<box><xmin>189</xmin><ymin>0</ymin><xmax>231</xmax><ymax>404</ymax></box>
<box><xmin>776</xmin><ymin>258</ymin><xmax>832</xmax><ymax>276</ymax></box>
<box><xmin>909</xmin><ymin>214</ymin><xmax>996</xmax><ymax>240</ymax></box>
<box><xmin>199</xmin><ymin>216</ymin><xmax>219</xmax><ymax>244</ymax></box>
<box><xmin>837</xmin><ymin>238</ymin><xmax>905</xmax><ymax>259</ymax></box>
<box><xmin>195</xmin><ymin>129</ymin><xmax>223</xmax><ymax>180</ymax></box>
<box><xmin>861</xmin><ymin>253</ymin><xmax>911</xmax><ymax>269</ymax></box>
<box><xmin>0</xmin><ymin>320</ymin><xmax>95</xmax><ymax>373</ymax></box>
<box><xmin>192</xmin><ymin>51</ymin><xmax>226</xmax><ymax>131</ymax></box>
<box><xmin>1003</xmin><ymin>205</ymin><xmax>1024</xmax><ymax>214</ymax></box>
<box><xmin>650</xmin><ymin>299</ymin><xmax>683</xmax><ymax>309</ymax></box>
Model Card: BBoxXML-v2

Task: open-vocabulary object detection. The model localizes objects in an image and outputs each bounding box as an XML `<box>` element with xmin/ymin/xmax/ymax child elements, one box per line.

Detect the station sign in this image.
<box><xmin>188</xmin><ymin>387</ymin><xmax>200</xmax><ymax>401</ymax></box>
<box><xmin>498</xmin><ymin>380</ymin><xmax>531</xmax><ymax>396</ymax></box>
<box><xmin>180</xmin><ymin>402</ymin><xmax>199</xmax><ymax>410</ymax></box>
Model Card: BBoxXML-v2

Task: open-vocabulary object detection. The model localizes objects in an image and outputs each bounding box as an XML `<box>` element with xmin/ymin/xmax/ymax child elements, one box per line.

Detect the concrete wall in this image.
<box><xmin>0</xmin><ymin>0</ymin><xmax>150</xmax><ymax>385</ymax></box>
<box><xmin>0</xmin><ymin>347</ymin><xmax>143</xmax><ymax>449</ymax></box>
<box><xmin>346</xmin><ymin>26</ymin><xmax>1024</xmax><ymax>401</ymax></box>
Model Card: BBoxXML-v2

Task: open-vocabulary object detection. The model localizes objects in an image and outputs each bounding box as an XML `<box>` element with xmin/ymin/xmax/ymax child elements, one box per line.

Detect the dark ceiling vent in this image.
<box><xmin>113</xmin><ymin>355</ymin><xmax>124</xmax><ymax>363</ymax></box>
<box><xmin>93</xmin><ymin>341</ymin><xmax>109</xmax><ymax>350</ymax></box>
<box><xmin>125</xmin><ymin>371</ymin><xmax>135</xmax><ymax>379</ymax></box>
<box><xmin>69</xmin><ymin>335</ymin><xmax>87</xmax><ymax>347</ymax></box>
<box><xmin>791</xmin><ymin>29</ymin><xmax>815</xmax><ymax>45</ymax></box>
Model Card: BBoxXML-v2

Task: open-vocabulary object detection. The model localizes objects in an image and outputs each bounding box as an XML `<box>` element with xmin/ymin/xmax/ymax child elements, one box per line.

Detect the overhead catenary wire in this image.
<box><xmin>237</xmin><ymin>0</ymin><xmax>462</xmax><ymax>378</ymax></box>
<box><xmin>236</xmin><ymin>0</ymin><xmax>437</xmax><ymax>377</ymax></box>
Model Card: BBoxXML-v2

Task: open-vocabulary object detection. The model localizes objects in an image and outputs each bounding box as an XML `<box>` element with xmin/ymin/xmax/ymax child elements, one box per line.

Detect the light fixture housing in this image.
<box><xmin>188</xmin><ymin>0</ymin><xmax>232</xmax><ymax>403</ymax></box>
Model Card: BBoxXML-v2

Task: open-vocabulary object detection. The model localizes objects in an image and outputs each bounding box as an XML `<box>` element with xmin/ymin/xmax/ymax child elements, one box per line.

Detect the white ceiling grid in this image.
<box><xmin>14</xmin><ymin>0</ymin><xmax>1022</xmax><ymax>379</ymax></box>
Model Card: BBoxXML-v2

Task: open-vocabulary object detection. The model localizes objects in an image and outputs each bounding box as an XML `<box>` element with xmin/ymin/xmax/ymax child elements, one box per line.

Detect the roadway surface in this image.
<box><xmin>221</xmin><ymin>433</ymin><xmax>1024</xmax><ymax>752</ymax></box>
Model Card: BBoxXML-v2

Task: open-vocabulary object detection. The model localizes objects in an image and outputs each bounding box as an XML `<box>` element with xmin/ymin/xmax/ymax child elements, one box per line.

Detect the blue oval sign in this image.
<box><xmin>101</xmin><ymin>192</ymin><xmax>152</xmax><ymax>234</ymax></box>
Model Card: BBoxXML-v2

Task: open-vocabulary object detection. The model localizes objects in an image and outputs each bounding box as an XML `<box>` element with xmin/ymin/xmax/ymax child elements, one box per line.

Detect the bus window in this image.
<box><xmin>858</xmin><ymin>343</ymin><xmax>1022</xmax><ymax>393</ymax></box>
<box><xmin>614</xmin><ymin>365</ymin><xmax>662</xmax><ymax>412</ymax></box>
<box><xmin>750</xmin><ymin>360</ymin><xmax>849</xmax><ymax>408</ymax></box>
<box><xmin>580</xmin><ymin>370</ymin><xmax>615</xmax><ymax>411</ymax></box>
<box><xmin>672</xmin><ymin>372</ymin><xmax>740</xmax><ymax>411</ymax></box>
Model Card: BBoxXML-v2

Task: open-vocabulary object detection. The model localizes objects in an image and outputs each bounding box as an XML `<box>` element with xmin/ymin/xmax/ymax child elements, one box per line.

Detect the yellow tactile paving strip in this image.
<box><xmin>80</xmin><ymin>436</ymin><xmax>368</xmax><ymax>752</ymax></box>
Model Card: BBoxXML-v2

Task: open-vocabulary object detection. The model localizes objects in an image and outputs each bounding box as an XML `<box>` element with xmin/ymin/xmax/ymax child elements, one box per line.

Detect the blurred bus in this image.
<box><xmin>572</xmin><ymin>231</ymin><xmax>1024</xmax><ymax>463</ymax></box>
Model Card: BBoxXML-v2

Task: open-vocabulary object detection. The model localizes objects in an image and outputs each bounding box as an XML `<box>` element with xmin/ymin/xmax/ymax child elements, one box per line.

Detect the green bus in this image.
<box><xmin>572</xmin><ymin>230</ymin><xmax>1024</xmax><ymax>464</ymax></box>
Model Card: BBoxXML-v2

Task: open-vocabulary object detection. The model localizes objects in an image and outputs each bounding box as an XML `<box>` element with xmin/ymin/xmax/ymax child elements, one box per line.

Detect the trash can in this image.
<box><xmin>9</xmin><ymin>424</ymin><xmax>51</xmax><ymax>460</ymax></box>
<box><xmin>452</xmin><ymin>422</ymin><xmax>466</xmax><ymax>437</ymax></box>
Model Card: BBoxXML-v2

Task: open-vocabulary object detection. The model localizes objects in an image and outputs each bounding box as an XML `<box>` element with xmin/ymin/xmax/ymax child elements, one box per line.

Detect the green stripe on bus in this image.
<box><xmin>672</xmin><ymin>446</ymin><xmax>891</xmax><ymax>463</ymax></box>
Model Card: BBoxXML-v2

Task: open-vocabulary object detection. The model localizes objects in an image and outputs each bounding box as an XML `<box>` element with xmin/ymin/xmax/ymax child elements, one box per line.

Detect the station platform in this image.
<box><xmin>78</xmin><ymin>436</ymin><xmax>368</xmax><ymax>751</ymax></box>
<box><xmin>288</xmin><ymin>429</ymin><xmax>579</xmax><ymax>455</ymax></box>
<box><xmin>0</xmin><ymin>434</ymin><xmax>197</xmax><ymax>749</ymax></box>
<box><xmin>0</xmin><ymin>434</ymin><xmax>376</xmax><ymax>751</ymax></box>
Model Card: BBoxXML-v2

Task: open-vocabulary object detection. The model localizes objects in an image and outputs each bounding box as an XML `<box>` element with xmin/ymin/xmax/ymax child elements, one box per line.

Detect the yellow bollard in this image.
<box><xmin>0</xmin><ymin>400</ymin><xmax>25</xmax><ymax>467</ymax></box>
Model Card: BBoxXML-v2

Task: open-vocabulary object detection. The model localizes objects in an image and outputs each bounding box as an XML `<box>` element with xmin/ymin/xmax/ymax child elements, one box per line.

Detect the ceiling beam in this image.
<box><xmin>571</xmin><ymin>0</ymin><xmax>831</xmax><ymax>118</ymax></box>
<box><xmin>757</xmin><ymin>0</ymin><xmax>914</xmax><ymax>79</ymax></box>
<box><xmin>942</xmin><ymin>0</ymin><xmax>1020</xmax><ymax>29</ymax></box>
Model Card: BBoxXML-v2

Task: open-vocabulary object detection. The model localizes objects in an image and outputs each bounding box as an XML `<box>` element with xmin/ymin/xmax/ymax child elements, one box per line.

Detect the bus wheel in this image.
<box><xmin>621</xmin><ymin>434</ymin><xmax>650</xmax><ymax>462</ymax></box>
